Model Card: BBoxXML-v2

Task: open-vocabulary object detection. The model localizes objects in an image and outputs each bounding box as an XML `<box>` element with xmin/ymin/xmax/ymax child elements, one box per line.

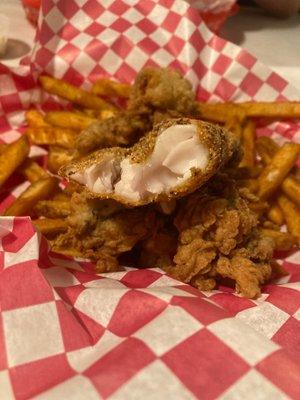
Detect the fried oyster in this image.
<box><xmin>164</xmin><ymin>174</ymin><xmax>277</xmax><ymax>298</ymax></box>
<box><xmin>52</xmin><ymin>191</ymin><xmax>158</xmax><ymax>272</ymax></box>
<box><xmin>76</xmin><ymin>67</ymin><xmax>200</xmax><ymax>154</ymax></box>
<box><xmin>60</xmin><ymin>118</ymin><xmax>239</xmax><ymax>206</ymax></box>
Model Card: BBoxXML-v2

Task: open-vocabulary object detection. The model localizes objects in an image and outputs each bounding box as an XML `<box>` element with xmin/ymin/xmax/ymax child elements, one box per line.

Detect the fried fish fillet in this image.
<box><xmin>76</xmin><ymin>67</ymin><xmax>200</xmax><ymax>154</ymax></box>
<box><xmin>60</xmin><ymin>118</ymin><xmax>240</xmax><ymax>206</ymax></box>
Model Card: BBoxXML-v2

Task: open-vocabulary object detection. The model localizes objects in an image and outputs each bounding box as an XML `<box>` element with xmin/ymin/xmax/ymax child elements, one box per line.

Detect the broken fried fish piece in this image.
<box><xmin>60</xmin><ymin>118</ymin><xmax>239</xmax><ymax>206</ymax></box>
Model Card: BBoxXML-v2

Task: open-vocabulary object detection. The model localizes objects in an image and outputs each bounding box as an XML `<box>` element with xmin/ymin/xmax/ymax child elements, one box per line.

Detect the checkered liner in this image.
<box><xmin>0</xmin><ymin>1</ymin><xmax>299</xmax><ymax>399</ymax></box>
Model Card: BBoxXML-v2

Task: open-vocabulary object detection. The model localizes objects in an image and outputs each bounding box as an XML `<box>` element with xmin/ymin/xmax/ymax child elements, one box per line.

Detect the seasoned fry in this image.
<box><xmin>99</xmin><ymin>109</ymin><xmax>117</xmax><ymax>119</ymax></box>
<box><xmin>256</xmin><ymin>137</ymin><xmax>300</xmax><ymax>205</ymax></box>
<box><xmin>258</xmin><ymin>143</ymin><xmax>300</xmax><ymax>199</ymax></box>
<box><xmin>47</xmin><ymin>146</ymin><xmax>74</xmax><ymax>174</ymax></box>
<box><xmin>281</xmin><ymin>176</ymin><xmax>300</xmax><ymax>207</ymax></box>
<box><xmin>256</xmin><ymin>136</ymin><xmax>279</xmax><ymax>164</ymax></box>
<box><xmin>20</xmin><ymin>159</ymin><xmax>48</xmax><ymax>183</ymax></box>
<box><xmin>39</xmin><ymin>75</ymin><xmax>116</xmax><ymax>111</ymax></box>
<box><xmin>225</xmin><ymin>116</ymin><xmax>243</xmax><ymax>138</ymax></box>
<box><xmin>199</xmin><ymin>101</ymin><xmax>300</xmax><ymax>122</ymax></box>
<box><xmin>239</xmin><ymin>119</ymin><xmax>256</xmax><ymax>168</ymax></box>
<box><xmin>35</xmin><ymin>199</ymin><xmax>71</xmax><ymax>218</ymax></box>
<box><xmin>45</xmin><ymin>111</ymin><xmax>96</xmax><ymax>131</ymax></box>
<box><xmin>4</xmin><ymin>177</ymin><xmax>59</xmax><ymax>216</ymax></box>
<box><xmin>25</xmin><ymin>109</ymin><xmax>47</xmax><ymax>127</ymax></box>
<box><xmin>199</xmin><ymin>103</ymin><xmax>246</xmax><ymax>123</ymax></box>
<box><xmin>81</xmin><ymin>108</ymin><xmax>98</xmax><ymax>118</ymax></box>
<box><xmin>33</xmin><ymin>218</ymin><xmax>68</xmax><ymax>237</ymax></box>
<box><xmin>248</xmin><ymin>200</ymin><xmax>269</xmax><ymax>216</ymax></box>
<box><xmin>26</xmin><ymin>126</ymin><xmax>76</xmax><ymax>149</ymax></box>
<box><xmin>92</xmin><ymin>78</ymin><xmax>131</xmax><ymax>98</ymax></box>
<box><xmin>267</xmin><ymin>203</ymin><xmax>284</xmax><ymax>225</ymax></box>
<box><xmin>278</xmin><ymin>195</ymin><xmax>300</xmax><ymax>240</ymax></box>
<box><xmin>0</xmin><ymin>135</ymin><xmax>30</xmax><ymax>187</ymax></box>
<box><xmin>261</xmin><ymin>228</ymin><xmax>298</xmax><ymax>251</ymax></box>
<box><xmin>240</xmin><ymin>165</ymin><xmax>263</xmax><ymax>179</ymax></box>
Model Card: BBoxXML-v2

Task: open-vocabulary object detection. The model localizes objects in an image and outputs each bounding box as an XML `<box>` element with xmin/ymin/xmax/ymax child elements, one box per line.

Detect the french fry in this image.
<box><xmin>92</xmin><ymin>78</ymin><xmax>131</xmax><ymax>98</ymax></box>
<box><xmin>199</xmin><ymin>103</ymin><xmax>246</xmax><ymax>123</ymax></box>
<box><xmin>239</xmin><ymin>119</ymin><xmax>256</xmax><ymax>168</ymax></box>
<box><xmin>4</xmin><ymin>177</ymin><xmax>59</xmax><ymax>216</ymax></box>
<box><xmin>237</xmin><ymin>166</ymin><xmax>263</xmax><ymax>179</ymax></box>
<box><xmin>45</xmin><ymin>111</ymin><xmax>96</xmax><ymax>131</ymax></box>
<box><xmin>25</xmin><ymin>109</ymin><xmax>47</xmax><ymax>127</ymax></box>
<box><xmin>267</xmin><ymin>203</ymin><xmax>284</xmax><ymax>226</ymax></box>
<box><xmin>261</xmin><ymin>228</ymin><xmax>298</xmax><ymax>251</ymax></box>
<box><xmin>33</xmin><ymin>218</ymin><xmax>68</xmax><ymax>237</ymax></box>
<box><xmin>35</xmin><ymin>199</ymin><xmax>71</xmax><ymax>218</ymax></box>
<box><xmin>248</xmin><ymin>200</ymin><xmax>269</xmax><ymax>216</ymax></box>
<box><xmin>241</xmin><ymin>102</ymin><xmax>300</xmax><ymax>119</ymax></box>
<box><xmin>26</xmin><ymin>126</ymin><xmax>76</xmax><ymax>149</ymax></box>
<box><xmin>39</xmin><ymin>75</ymin><xmax>116</xmax><ymax>111</ymax></box>
<box><xmin>225</xmin><ymin>116</ymin><xmax>243</xmax><ymax>138</ymax></box>
<box><xmin>0</xmin><ymin>135</ymin><xmax>30</xmax><ymax>187</ymax></box>
<box><xmin>80</xmin><ymin>108</ymin><xmax>117</xmax><ymax>119</ymax></box>
<box><xmin>199</xmin><ymin>101</ymin><xmax>300</xmax><ymax>123</ymax></box>
<box><xmin>258</xmin><ymin>143</ymin><xmax>300</xmax><ymax>200</ymax></box>
<box><xmin>256</xmin><ymin>137</ymin><xmax>300</xmax><ymax>205</ymax></box>
<box><xmin>256</xmin><ymin>136</ymin><xmax>279</xmax><ymax>164</ymax></box>
<box><xmin>47</xmin><ymin>146</ymin><xmax>74</xmax><ymax>174</ymax></box>
<box><xmin>99</xmin><ymin>109</ymin><xmax>117</xmax><ymax>119</ymax></box>
<box><xmin>278</xmin><ymin>195</ymin><xmax>300</xmax><ymax>240</ymax></box>
<box><xmin>248</xmin><ymin>165</ymin><xmax>263</xmax><ymax>178</ymax></box>
<box><xmin>81</xmin><ymin>108</ymin><xmax>98</xmax><ymax>118</ymax></box>
<box><xmin>20</xmin><ymin>159</ymin><xmax>48</xmax><ymax>183</ymax></box>
<box><xmin>281</xmin><ymin>176</ymin><xmax>300</xmax><ymax>207</ymax></box>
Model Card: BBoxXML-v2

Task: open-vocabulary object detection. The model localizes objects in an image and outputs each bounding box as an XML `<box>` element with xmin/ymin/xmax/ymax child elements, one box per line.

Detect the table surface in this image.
<box><xmin>0</xmin><ymin>1</ymin><xmax>299</xmax><ymax>90</ymax></box>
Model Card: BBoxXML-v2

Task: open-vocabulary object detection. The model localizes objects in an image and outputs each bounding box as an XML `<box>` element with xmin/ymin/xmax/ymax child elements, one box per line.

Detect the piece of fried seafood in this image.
<box><xmin>164</xmin><ymin>174</ymin><xmax>282</xmax><ymax>298</ymax></box>
<box><xmin>52</xmin><ymin>191</ymin><xmax>158</xmax><ymax>272</ymax></box>
<box><xmin>60</xmin><ymin>118</ymin><xmax>240</xmax><ymax>206</ymax></box>
<box><xmin>76</xmin><ymin>67</ymin><xmax>200</xmax><ymax>154</ymax></box>
<box><xmin>138</xmin><ymin>225</ymin><xmax>178</xmax><ymax>270</ymax></box>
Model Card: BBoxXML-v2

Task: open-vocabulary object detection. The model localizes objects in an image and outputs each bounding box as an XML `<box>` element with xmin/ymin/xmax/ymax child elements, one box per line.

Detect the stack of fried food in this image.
<box><xmin>1</xmin><ymin>67</ymin><xmax>299</xmax><ymax>299</ymax></box>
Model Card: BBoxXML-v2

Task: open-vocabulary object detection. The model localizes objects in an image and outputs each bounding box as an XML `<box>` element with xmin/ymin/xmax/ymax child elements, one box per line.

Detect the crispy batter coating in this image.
<box><xmin>165</xmin><ymin>174</ymin><xmax>276</xmax><ymax>298</ymax></box>
<box><xmin>76</xmin><ymin>67</ymin><xmax>200</xmax><ymax>154</ymax></box>
<box><xmin>139</xmin><ymin>227</ymin><xmax>178</xmax><ymax>269</ymax></box>
<box><xmin>53</xmin><ymin>191</ymin><xmax>158</xmax><ymax>272</ymax></box>
<box><xmin>61</xmin><ymin>119</ymin><xmax>240</xmax><ymax>206</ymax></box>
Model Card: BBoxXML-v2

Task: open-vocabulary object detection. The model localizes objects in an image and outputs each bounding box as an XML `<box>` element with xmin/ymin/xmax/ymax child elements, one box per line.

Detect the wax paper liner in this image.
<box><xmin>0</xmin><ymin>1</ymin><xmax>299</xmax><ymax>399</ymax></box>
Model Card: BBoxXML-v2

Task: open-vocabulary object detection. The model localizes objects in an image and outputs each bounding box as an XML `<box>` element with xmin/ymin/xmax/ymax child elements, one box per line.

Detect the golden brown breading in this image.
<box><xmin>129</xmin><ymin>67</ymin><xmax>199</xmax><ymax>116</ymax></box>
<box><xmin>53</xmin><ymin>191</ymin><xmax>158</xmax><ymax>272</ymax></box>
<box><xmin>139</xmin><ymin>228</ymin><xmax>178</xmax><ymax>269</ymax></box>
<box><xmin>61</xmin><ymin>119</ymin><xmax>239</xmax><ymax>206</ymax></box>
<box><xmin>76</xmin><ymin>111</ymin><xmax>150</xmax><ymax>155</ymax></box>
<box><xmin>76</xmin><ymin>67</ymin><xmax>200</xmax><ymax>154</ymax></box>
<box><xmin>165</xmin><ymin>174</ymin><xmax>277</xmax><ymax>298</ymax></box>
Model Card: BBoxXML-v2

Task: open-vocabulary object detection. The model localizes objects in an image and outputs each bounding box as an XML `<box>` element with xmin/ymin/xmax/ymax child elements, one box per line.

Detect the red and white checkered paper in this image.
<box><xmin>1</xmin><ymin>1</ymin><xmax>300</xmax><ymax>399</ymax></box>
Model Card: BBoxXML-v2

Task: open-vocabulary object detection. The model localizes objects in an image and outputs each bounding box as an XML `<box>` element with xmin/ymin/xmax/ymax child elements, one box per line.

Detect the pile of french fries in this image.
<box><xmin>199</xmin><ymin>102</ymin><xmax>300</xmax><ymax>251</ymax></box>
<box><xmin>0</xmin><ymin>74</ymin><xmax>299</xmax><ymax>257</ymax></box>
